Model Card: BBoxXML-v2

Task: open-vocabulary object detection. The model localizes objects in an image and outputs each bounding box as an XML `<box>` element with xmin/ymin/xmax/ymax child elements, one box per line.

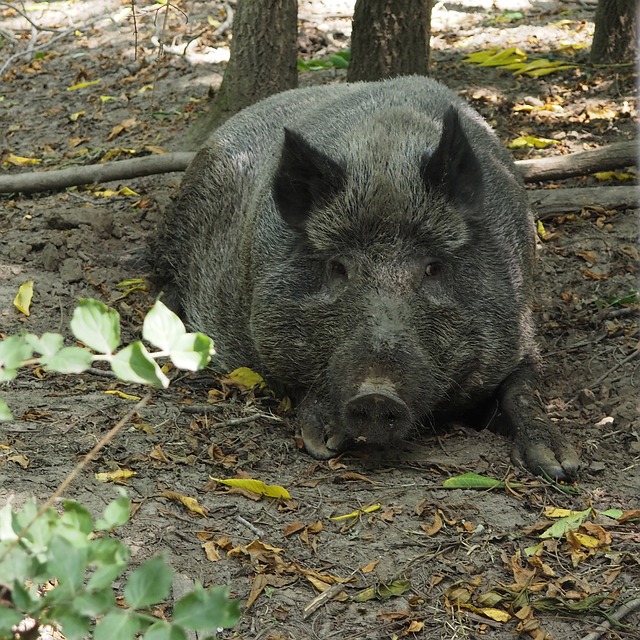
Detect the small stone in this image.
<box><xmin>7</xmin><ymin>242</ymin><xmax>32</xmax><ymax>262</ymax></box>
<box><xmin>578</xmin><ymin>388</ymin><xmax>596</xmax><ymax>406</ymax></box>
<box><xmin>59</xmin><ymin>257</ymin><xmax>84</xmax><ymax>283</ymax></box>
<box><xmin>41</xmin><ymin>244</ymin><xmax>60</xmax><ymax>271</ymax></box>
<box><xmin>588</xmin><ymin>461</ymin><xmax>606</xmax><ymax>473</ymax></box>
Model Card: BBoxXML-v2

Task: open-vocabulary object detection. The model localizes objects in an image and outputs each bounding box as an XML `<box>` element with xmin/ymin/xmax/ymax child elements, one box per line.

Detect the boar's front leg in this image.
<box><xmin>495</xmin><ymin>360</ymin><xmax>580</xmax><ymax>480</ymax></box>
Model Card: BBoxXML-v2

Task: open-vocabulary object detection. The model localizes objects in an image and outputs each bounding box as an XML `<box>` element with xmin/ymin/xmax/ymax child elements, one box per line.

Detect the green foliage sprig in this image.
<box><xmin>0</xmin><ymin>298</ymin><xmax>215</xmax><ymax>421</ymax></box>
<box><xmin>0</xmin><ymin>496</ymin><xmax>240</xmax><ymax>640</ymax></box>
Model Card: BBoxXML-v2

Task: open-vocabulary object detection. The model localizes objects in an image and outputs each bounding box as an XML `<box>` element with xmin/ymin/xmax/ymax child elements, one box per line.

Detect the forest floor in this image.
<box><xmin>1</xmin><ymin>0</ymin><xmax>638</xmax><ymax>639</ymax></box>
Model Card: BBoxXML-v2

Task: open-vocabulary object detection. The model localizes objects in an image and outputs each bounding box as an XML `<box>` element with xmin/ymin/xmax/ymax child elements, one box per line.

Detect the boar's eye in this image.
<box><xmin>328</xmin><ymin>259</ymin><xmax>349</xmax><ymax>282</ymax></box>
<box><xmin>423</xmin><ymin>262</ymin><xmax>441</xmax><ymax>278</ymax></box>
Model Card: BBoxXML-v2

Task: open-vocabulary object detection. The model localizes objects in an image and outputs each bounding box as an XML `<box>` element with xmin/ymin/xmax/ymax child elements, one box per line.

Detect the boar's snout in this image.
<box><xmin>342</xmin><ymin>380</ymin><xmax>412</xmax><ymax>444</ymax></box>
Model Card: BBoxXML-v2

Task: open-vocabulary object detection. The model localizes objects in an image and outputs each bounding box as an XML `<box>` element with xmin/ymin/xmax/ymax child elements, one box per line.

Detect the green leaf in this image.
<box><xmin>51</xmin><ymin>609</ymin><xmax>92</xmax><ymax>640</ymax></box>
<box><xmin>94</xmin><ymin>610</ymin><xmax>143</xmax><ymax>640</ymax></box>
<box><xmin>42</xmin><ymin>346</ymin><xmax>93</xmax><ymax>374</ymax></box>
<box><xmin>47</xmin><ymin>535</ymin><xmax>89</xmax><ymax>591</ymax></box>
<box><xmin>173</xmin><ymin>585</ymin><xmax>240</xmax><ymax>630</ymax></box>
<box><xmin>0</xmin><ymin>605</ymin><xmax>23</xmax><ymax>634</ymax></box>
<box><xmin>0</xmin><ymin>334</ymin><xmax>34</xmax><ymax>380</ymax></box>
<box><xmin>143</xmin><ymin>621</ymin><xmax>188</xmax><ymax>640</ymax></box>
<box><xmin>142</xmin><ymin>300</ymin><xmax>186</xmax><ymax>351</ymax></box>
<box><xmin>600</xmin><ymin>508</ymin><xmax>624</xmax><ymax>519</ymax></box>
<box><xmin>72</xmin><ymin>588</ymin><xmax>117</xmax><ymax>617</ymax></box>
<box><xmin>87</xmin><ymin>538</ymin><xmax>130</xmax><ymax>590</ymax></box>
<box><xmin>442</xmin><ymin>472</ymin><xmax>521</xmax><ymax>489</ymax></box>
<box><xmin>111</xmin><ymin>342</ymin><xmax>170</xmax><ymax>388</ymax></box>
<box><xmin>70</xmin><ymin>299</ymin><xmax>121</xmax><ymax>355</ymax></box>
<box><xmin>0</xmin><ymin>398</ymin><xmax>13</xmax><ymax>422</ymax></box>
<box><xmin>124</xmin><ymin>556</ymin><xmax>173</xmax><ymax>609</ymax></box>
<box><xmin>25</xmin><ymin>332</ymin><xmax>64</xmax><ymax>357</ymax></box>
<box><xmin>540</xmin><ymin>508</ymin><xmax>592</xmax><ymax>539</ymax></box>
<box><xmin>330</xmin><ymin>53</ymin><xmax>349</xmax><ymax>68</ymax></box>
<box><xmin>95</xmin><ymin>495</ymin><xmax>131</xmax><ymax>531</ymax></box>
<box><xmin>60</xmin><ymin>500</ymin><xmax>94</xmax><ymax>537</ymax></box>
<box><xmin>169</xmin><ymin>333</ymin><xmax>214</xmax><ymax>371</ymax></box>
<box><xmin>10</xmin><ymin>581</ymin><xmax>36</xmax><ymax>612</ymax></box>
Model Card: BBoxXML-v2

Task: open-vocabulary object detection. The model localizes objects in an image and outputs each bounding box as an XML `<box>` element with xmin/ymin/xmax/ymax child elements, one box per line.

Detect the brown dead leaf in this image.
<box><xmin>504</xmin><ymin>549</ymin><xmax>537</xmax><ymax>588</ymax></box>
<box><xmin>106</xmin><ymin>117</ymin><xmax>137</xmax><ymax>141</ymax></box>
<box><xmin>404</xmin><ymin>620</ymin><xmax>425</xmax><ymax>633</ymax></box>
<box><xmin>283</xmin><ymin>520</ymin><xmax>305</xmax><ymax>537</ymax></box>
<box><xmin>361</xmin><ymin>559</ymin><xmax>379</xmax><ymax>573</ymax></box>
<box><xmin>8</xmin><ymin>454</ymin><xmax>29</xmax><ymax>469</ymax></box>
<box><xmin>421</xmin><ymin>511</ymin><xmax>443</xmax><ymax>536</ymax></box>
<box><xmin>149</xmin><ymin>444</ymin><xmax>170</xmax><ymax>463</ymax></box>
<box><xmin>338</xmin><ymin>471</ymin><xmax>375</xmax><ymax>484</ymax></box>
<box><xmin>202</xmin><ymin>541</ymin><xmax>221</xmax><ymax>561</ymax></box>
<box><xmin>617</xmin><ymin>509</ymin><xmax>640</xmax><ymax>523</ymax></box>
<box><xmin>575</xmin><ymin>250</ymin><xmax>598</xmax><ymax>265</ymax></box>
<box><xmin>583</xmin><ymin>269</ymin><xmax>609</xmax><ymax>280</ymax></box>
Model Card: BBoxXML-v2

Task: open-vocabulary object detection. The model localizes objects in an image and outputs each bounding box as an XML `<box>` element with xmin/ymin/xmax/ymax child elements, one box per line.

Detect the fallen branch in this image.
<box><xmin>516</xmin><ymin>141</ymin><xmax>636</xmax><ymax>182</ymax></box>
<box><xmin>0</xmin><ymin>153</ymin><xmax>194</xmax><ymax>194</ymax></box>
<box><xmin>531</xmin><ymin>186</ymin><xmax>638</xmax><ymax>217</ymax></box>
<box><xmin>0</xmin><ymin>142</ymin><xmax>636</xmax><ymax>198</ymax></box>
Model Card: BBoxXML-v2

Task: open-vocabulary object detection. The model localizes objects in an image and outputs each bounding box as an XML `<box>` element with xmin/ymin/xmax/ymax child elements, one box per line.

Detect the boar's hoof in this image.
<box><xmin>300</xmin><ymin>421</ymin><xmax>340</xmax><ymax>460</ymax></box>
<box><xmin>511</xmin><ymin>432</ymin><xmax>580</xmax><ymax>481</ymax></box>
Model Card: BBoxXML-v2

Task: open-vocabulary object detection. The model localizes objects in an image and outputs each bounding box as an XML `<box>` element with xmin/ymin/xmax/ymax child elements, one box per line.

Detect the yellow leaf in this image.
<box><xmin>210</xmin><ymin>477</ymin><xmax>291</xmax><ymax>499</ymax></box>
<box><xmin>465</xmin><ymin>47</ymin><xmax>527</xmax><ymax>67</ymax></box>
<box><xmin>544</xmin><ymin>507</ymin><xmax>577</xmax><ymax>518</ymax></box>
<box><xmin>14</xmin><ymin>281</ymin><xmax>34</xmax><ymax>316</ymax></box>
<box><xmin>536</xmin><ymin>220</ymin><xmax>547</xmax><ymax>240</ymax></box>
<box><xmin>4</xmin><ymin>153</ymin><xmax>41</xmax><ymax>166</ymax></box>
<box><xmin>593</xmin><ymin>171</ymin><xmax>635</xmax><ymax>181</ymax></box>
<box><xmin>459</xmin><ymin>603</ymin><xmax>511</xmax><ymax>622</ymax></box>
<box><xmin>95</xmin><ymin>469</ymin><xmax>136</xmax><ymax>482</ymax></box>
<box><xmin>329</xmin><ymin>503</ymin><xmax>381</xmax><ymax>521</ymax></box>
<box><xmin>161</xmin><ymin>490</ymin><xmax>208</xmax><ymax>517</ymax></box>
<box><xmin>464</xmin><ymin>47</ymin><xmax>502</xmax><ymax>63</ymax></box>
<box><xmin>118</xmin><ymin>186</ymin><xmax>140</xmax><ymax>196</ymax></box>
<box><xmin>69</xmin><ymin>110</ymin><xmax>86</xmax><ymax>122</ymax></box>
<box><xmin>573</xmin><ymin>533</ymin><xmax>601</xmax><ymax>548</ymax></box>
<box><xmin>66</xmin><ymin>79</ymin><xmax>101</xmax><ymax>91</ymax></box>
<box><xmin>99</xmin><ymin>95</ymin><xmax>118</xmax><ymax>102</ymax></box>
<box><xmin>508</xmin><ymin>136</ymin><xmax>559</xmax><ymax>149</ymax></box>
<box><xmin>104</xmin><ymin>390</ymin><xmax>142</xmax><ymax>401</ymax></box>
<box><xmin>523</xmin><ymin>64</ymin><xmax>576</xmax><ymax>78</ymax></box>
<box><xmin>229</xmin><ymin>367</ymin><xmax>266</xmax><ymax>389</ymax></box>
<box><xmin>479</xmin><ymin>607</ymin><xmax>512</xmax><ymax>622</ymax></box>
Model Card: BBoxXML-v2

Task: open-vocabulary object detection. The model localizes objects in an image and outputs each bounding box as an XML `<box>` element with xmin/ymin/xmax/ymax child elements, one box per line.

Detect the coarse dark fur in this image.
<box><xmin>152</xmin><ymin>76</ymin><xmax>579</xmax><ymax>479</ymax></box>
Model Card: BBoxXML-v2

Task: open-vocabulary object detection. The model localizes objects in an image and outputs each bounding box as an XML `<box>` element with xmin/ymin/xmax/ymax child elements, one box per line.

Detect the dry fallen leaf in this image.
<box><xmin>94</xmin><ymin>469</ymin><xmax>136</xmax><ymax>483</ymax></box>
<box><xmin>161</xmin><ymin>490</ymin><xmax>208</xmax><ymax>517</ymax></box>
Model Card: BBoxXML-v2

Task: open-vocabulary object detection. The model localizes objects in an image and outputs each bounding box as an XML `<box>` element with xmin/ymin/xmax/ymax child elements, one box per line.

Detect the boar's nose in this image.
<box><xmin>344</xmin><ymin>381</ymin><xmax>411</xmax><ymax>439</ymax></box>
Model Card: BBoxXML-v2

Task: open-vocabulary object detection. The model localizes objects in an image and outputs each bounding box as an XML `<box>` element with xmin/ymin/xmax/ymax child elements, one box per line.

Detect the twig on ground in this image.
<box><xmin>235</xmin><ymin>514</ymin><xmax>264</xmax><ymax>538</ymax></box>
<box><xmin>580</xmin><ymin>597</ymin><xmax>640</xmax><ymax>640</ymax></box>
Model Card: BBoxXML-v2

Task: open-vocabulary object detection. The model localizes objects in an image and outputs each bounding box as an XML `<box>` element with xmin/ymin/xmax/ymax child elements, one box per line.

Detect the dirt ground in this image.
<box><xmin>1</xmin><ymin>1</ymin><xmax>638</xmax><ymax>639</ymax></box>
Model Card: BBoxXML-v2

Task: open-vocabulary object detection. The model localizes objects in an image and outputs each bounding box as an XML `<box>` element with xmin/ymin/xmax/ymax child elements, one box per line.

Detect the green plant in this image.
<box><xmin>0</xmin><ymin>298</ymin><xmax>214</xmax><ymax>421</ymax></box>
<box><xmin>297</xmin><ymin>49</ymin><xmax>350</xmax><ymax>72</ymax></box>
<box><xmin>0</xmin><ymin>495</ymin><xmax>241</xmax><ymax>640</ymax></box>
<box><xmin>0</xmin><ymin>298</ymin><xmax>240</xmax><ymax>638</ymax></box>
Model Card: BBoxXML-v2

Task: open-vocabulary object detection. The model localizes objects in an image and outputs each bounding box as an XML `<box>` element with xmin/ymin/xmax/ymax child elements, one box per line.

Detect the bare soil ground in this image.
<box><xmin>1</xmin><ymin>1</ymin><xmax>638</xmax><ymax>639</ymax></box>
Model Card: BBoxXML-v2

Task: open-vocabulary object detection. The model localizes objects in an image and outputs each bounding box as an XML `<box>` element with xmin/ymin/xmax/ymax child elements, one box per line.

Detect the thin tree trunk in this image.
<box><xmin>184</xmin><ymin>0</ymin><xmax>298</xmax><ymax>149</ymax></box>
<box><xmin>348</xmin><ymin>0</ymin><xmax>434</xmax><ymax>82</ymax></box>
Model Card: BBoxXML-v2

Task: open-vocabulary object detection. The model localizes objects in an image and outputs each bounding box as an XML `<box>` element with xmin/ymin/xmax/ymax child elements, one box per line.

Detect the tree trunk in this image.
<box><xmin>184</xmin><ymin>0</ymin><xmax>298</xmax><ymax>150</ymax></box>
<box><xmin>347</xmin><ymin>0</ymin><xmax>434</xmax><ymax>82</ymax></box>
<box><xmin>590</xmin><ymin>0</ymin><xmax>638</xmax><ymax>64</ymax></box>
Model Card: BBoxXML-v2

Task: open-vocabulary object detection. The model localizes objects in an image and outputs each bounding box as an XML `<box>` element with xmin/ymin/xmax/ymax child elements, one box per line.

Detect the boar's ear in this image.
<box><xmin>420</xmin><ymin>107</ymin><xmax>483</xmax><ymax>211</ymax></box>
<box><xmin>273</xmin><ymin>127</ymin><xmax>346</xmax><ymax>230</ymax></box>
